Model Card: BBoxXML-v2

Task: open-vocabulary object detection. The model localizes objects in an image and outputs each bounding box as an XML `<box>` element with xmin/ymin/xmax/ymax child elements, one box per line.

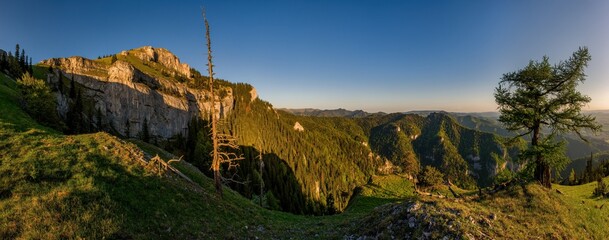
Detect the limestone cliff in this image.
<box><xmin>40</xmin><ymin>46</ymin><xmax>238</xmax><ymax>140</ymax></box>
<box><xmin>120</xmin><ymin>46</ymin><xmax>191</xmax><ymax>77</ymax></box>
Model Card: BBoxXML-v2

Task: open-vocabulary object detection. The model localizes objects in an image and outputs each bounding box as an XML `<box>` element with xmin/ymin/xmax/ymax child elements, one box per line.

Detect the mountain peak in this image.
<box><xmin>40</xmin><ymin>46</ymin><xmax>193</xmax><ymax>81</ymax></box>
<box><xmin>120</xmin><ymin>46</ymin><xmax>191</xmax><ymax>78</ymax></box>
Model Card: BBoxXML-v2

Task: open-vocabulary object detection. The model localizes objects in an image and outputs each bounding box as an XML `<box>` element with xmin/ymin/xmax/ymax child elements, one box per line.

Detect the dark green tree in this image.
<box><xmin>418</xmin><ymin>165</ymin><xmax>444</xmax><ymax>188</ymax></box>
<box><xmin>593</xmin><ymin>178</ymin><xmax>607</xmax><ymax>197</ymax></box>
<box><xmin>16</xmin><ymin>72</ymin><xmax>64</xmax><ymax>130</ymax></box>
<box><xmin>28</xmin><ymin>57</ymin><xmax>33</xmax><ymax>74</ymax></box>
<box><xmin>14</xmin><ymin>44</ymin><xmax>20</xmax><ymax>64</ymax></box>
<box><xmin>583</xmin><ymin>154</ymin><xmax>594</xmax><ymax>184</ymax></box>
<box><xmin>8</xmin><ymin>52</ymin><xmax>21</xmax><ymax>77</ymax></box>
<box><xmin>0</xmin><ymin>51</ymin><xmax>6</xmax><ymax>70</ymax></box>
<box><xmin>19</xmin><ymin>49</ymin><xmax>25</xmax><ymax>70</ymax></box>
<box><xmin>494</xmin><ymin>47</ymin><xmax>601</xmax><ymax>188</ymax></box>
<box><xmin>568</xmin><ymin>168</ymin><xmax>577</xmax><ymax>185</ymax></box>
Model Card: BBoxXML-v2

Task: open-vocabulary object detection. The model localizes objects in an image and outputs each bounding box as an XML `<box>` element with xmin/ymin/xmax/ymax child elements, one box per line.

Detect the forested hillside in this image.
<box><xmin>356</xmin><ymin>112</ymin><xmax>517</xmax><ymax>188</ymax></box>
<box><xmin>183</xmin><ymin>84</ymin><xmax>523</xmax><ymax>214</ymax></box>
<box><xmin>188</xmin><ymin>85</ymin><xmax>382</xmax><ymax>214</ymax></box>
<box><xmin>453</xmin><ymin>114</ymin><xmax>609</xmax><ymax>180</ymax></box>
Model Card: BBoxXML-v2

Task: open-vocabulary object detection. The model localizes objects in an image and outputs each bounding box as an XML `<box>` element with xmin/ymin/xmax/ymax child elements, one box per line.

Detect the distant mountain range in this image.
<box><xmin>278</xmin><ymin>108</ymin><xmax>375</xmax><ymax>118</ymax></box>
<box><xmin>284</xmin><ymin>107</ymin><xmax>609</xmax><ymax>178</ymax></box>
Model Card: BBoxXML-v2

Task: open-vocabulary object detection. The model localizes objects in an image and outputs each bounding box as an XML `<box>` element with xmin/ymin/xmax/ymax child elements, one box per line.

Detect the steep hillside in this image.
<box><xmin>0</xmin><ymin>71</ymin><xmax>270</xmax><ymax>238</ymax></box>
<box><xmin>355</xmin><ymin>112</ymin><xmax>516</xmax><ymax>188</ymax></box>
<box><xmin>225</xmin><ymin>100</ymin><xmax>381</xmax><ymax>214</ymax></box>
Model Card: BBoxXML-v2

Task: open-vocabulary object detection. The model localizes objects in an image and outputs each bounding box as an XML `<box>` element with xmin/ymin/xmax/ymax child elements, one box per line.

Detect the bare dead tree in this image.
<box><xmin>203</xmin><ymin>10</ymin><xmax>244</xmax><ymax>197</ymax></box>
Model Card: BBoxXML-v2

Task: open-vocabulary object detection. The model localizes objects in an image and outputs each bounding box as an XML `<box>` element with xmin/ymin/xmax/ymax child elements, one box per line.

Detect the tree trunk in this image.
<box><xmin>205</xmin><ymin>13</ymin><xmax>223</xmax><ymax>197</ymax></box>
<box><xmin>214</xmin><ymin>168</ymin><xmax>223</xmax><ymax>196</ymax></box>
<box><xmin>532</xmin><ymin>125</ymin><xmax>552</xmax><ymax>188</ymax></box>
<box><xmin>535</xmin><ymin>162</ymin><xmax>552</xmax><ymax>188</ymax></box>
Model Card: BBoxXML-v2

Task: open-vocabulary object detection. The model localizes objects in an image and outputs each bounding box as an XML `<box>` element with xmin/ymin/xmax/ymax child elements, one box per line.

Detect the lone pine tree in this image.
<box><xmin>494</xmin><ymin>47</ymin><xmax>601</xmax><ymax>188</ymax></box>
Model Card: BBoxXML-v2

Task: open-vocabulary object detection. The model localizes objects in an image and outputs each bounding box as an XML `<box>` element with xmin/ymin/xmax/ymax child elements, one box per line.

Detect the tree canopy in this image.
<box><xmin>494</xmin><ymin>47</ymin><xmax>601</xmax><ymax>188</ymax></box>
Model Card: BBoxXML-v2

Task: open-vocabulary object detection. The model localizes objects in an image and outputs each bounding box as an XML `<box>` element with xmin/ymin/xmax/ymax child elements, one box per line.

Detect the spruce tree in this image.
<box><xmin>14</xmin><ymin>44</ymin><xmax>19</xmax><ymax>64</ymax></box>
<box><xmin>28</xmin><ymin>57</ymin><xmax>33</xmax><ymax>74</ymax></box>
<box><xmin>568</xmin><ymin>168</ymin><xmax>577</xmax><ymax>185</ymax></box>
<box><xmin>20</xmin><ymin>49</ymin><xmax>25</xmax><ymax>70</ymax></box>
<box><xmin>0</xmin><ymin>51</ymin><xmax>5</xmax><ymax>70</ymax></box>
<box><xmin>594</xmin><ymin>178</ymin><xmax>607</xmax><ymax>197</ymax></box>
<box><xmin>495</xmin><ymin>47</ymin><xmax>602</xmax><ymax>188</ymax></box>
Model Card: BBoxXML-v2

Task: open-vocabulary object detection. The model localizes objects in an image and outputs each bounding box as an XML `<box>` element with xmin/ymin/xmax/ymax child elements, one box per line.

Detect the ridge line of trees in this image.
<box><xmin>0</xmin><ymin>44</ymin><xmax>34</xmax><ymax>78</ymax></box>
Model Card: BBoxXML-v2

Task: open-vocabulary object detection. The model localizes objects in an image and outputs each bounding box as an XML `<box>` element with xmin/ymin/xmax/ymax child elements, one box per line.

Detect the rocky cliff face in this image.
<box><xmin>121</xmin><ymin>46</ymin><xmax>191</xmax><ymax>77</ymax></box>
<box><xmin>41</xmin><ymin>47</ymin><xmax>235</xmax><ymax>140</ymax></box>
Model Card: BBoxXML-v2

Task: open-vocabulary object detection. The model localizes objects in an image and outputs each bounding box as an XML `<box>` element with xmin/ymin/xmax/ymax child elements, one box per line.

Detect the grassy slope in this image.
<box><xmin>349</xmin><ymin>181</ymin><xmax>609</xmax><ymax>239</ymax></box>
<box><xmin>0</xmin><ymin>72</ymin><xmax>268</xmax><ymax>239</ymax></box>
<box><xmin>554</xmin><ymin>179</ymin><xmax>609</xmax><ymax>237</ymax></box>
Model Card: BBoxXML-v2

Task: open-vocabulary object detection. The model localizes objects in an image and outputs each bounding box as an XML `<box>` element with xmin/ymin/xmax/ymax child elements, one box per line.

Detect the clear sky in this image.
<box><xmin>1</xmin><ymin>0</ymin><xmax>608</xmax><ymax>112</ymax></box>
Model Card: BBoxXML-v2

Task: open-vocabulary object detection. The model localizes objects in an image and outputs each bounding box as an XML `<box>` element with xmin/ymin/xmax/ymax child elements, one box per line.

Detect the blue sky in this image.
<box><xmin>1</xmin><ymin>0</ymin><xmax>608</xmax><ymax>112</ymax></box>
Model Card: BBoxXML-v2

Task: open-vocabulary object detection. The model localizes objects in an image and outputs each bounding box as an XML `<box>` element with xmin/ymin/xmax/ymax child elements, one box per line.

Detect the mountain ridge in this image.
<box><xmin>38</xmin><ymin>46</ymin><xmax>239</xmax><ymax>141</ymax></box>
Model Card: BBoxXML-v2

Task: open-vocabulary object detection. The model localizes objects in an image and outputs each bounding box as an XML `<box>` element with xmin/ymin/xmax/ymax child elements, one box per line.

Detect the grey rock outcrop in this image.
<box><xmin>130</xmin><ymin>46</ymin><xmax>191</xmax><ymax>77</ymax></box>
<box><xmin>41</xmin><ymin>47</ymin><xmax>233</xmax><ymax>140</ymax></box>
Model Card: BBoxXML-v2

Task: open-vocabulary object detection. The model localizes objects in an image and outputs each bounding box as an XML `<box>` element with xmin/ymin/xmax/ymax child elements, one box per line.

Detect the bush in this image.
<box><xmin>265</xmin><ymin>191</ymin><xmax>281</xmax><ymax>211</ymax></box>
<box><xmin>419</xmin><ymin>166</ymin><xmax>444</xmax><ymax>187</ymax></box>
<box><xmin>494</xmin><ymin>169</ymin><xmax>514</xmax><ymax>185</ymax></box>
<box><xmin>16</xmin><ymin>72</ymin><xmax>64</xmax><ymax>130</ymax></box>
<box><xmin>593</xmin><ymin>178</ymin><xmax>607</xmax><ymax>197</ymax></box>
